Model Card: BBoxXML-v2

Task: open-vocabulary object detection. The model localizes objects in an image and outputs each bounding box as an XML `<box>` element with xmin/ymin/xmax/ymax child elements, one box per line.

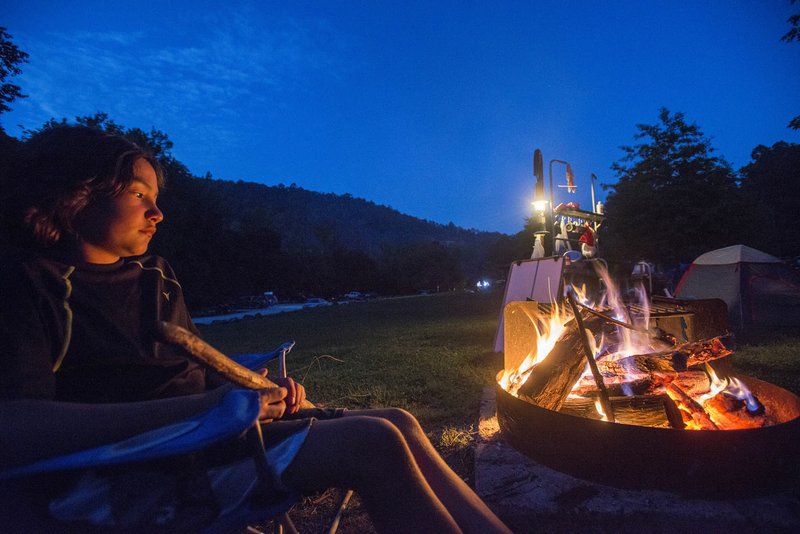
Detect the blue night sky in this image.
<box><xmin>3</xmin><ymin>1</ymin><xmax>799</xmax><ymax>234</ymax></box>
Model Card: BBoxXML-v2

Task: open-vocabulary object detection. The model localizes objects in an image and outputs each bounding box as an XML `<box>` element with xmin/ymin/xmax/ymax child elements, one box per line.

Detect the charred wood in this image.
<box><xmin>571</xmin><ymin>377</ymin><xmax>655</xmax><ymax>397</ymax></box>
<box><xmin>665</xmin><ymin>383</ymin><xmax>718</xmax><ymax>430</ymax></box>
<box><xmin>671</xmin><ymin>371</ymin><xmax>712</xmax><ymax>397</ymax></box>
<box><xmin>680</xmin><ymin>336</ymin><xmax>734</xmax><ymax>367</ymax></box>
<box><xmin>573</xmin><ymin>370</ymin><xmax>710</xmax><ymax>402</ymax></box>
<box><xmin>597</xmin><ymin>336</ymin><xmax>732</xmax><ymax>379</ymax></box>
<box><xmin>703</xmin><ymin>393</ymin><xmax>767</xmax><ymax>430</ymax></box>
<box><xmin>561</xmin><ymin>394</ymin><xmax>684</xmax><ymax>428</ymax></box>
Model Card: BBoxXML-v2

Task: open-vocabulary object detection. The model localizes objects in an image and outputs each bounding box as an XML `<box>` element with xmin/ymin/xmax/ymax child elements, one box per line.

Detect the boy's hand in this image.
<box><xmin>274</xmin><ymin>376</ymin><xmax>305</xmax><ymax>414</ymax></box>
<box><xmin>257</xmin><ymin>368</ymin><xmax>306</xmax><ymax>415</ymax></box>
<box><xmin>258</xmin><ymin>386</ymin><xmax>287</xmax><ymax>421</ymax></box>
<box><xmin>259</xmin><ymin>368</ymin><xmax>305</xmax><ymax>415</ymax></box>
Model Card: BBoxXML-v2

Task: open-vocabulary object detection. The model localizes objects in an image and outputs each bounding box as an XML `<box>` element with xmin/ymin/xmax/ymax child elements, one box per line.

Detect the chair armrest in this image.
<box><xmin>1</xmin><ymin>389</ymin><xmax>261</xmax><ymax>479</ymax></box>
<box><xmin>231</xmin><ymin>341</ymin><xmax>295</xmax><ymax>378</ymax></box>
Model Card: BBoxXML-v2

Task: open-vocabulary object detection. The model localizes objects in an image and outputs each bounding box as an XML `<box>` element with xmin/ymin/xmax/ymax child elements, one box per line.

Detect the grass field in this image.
<box><xmin>200</xmin><ymin>291</ymin><xmax>507</xmax><ymax>434</ymax></box>
<box><xmin>198</xmin><ymin>292</ymin><xmax>800</xmax><ymax>532</ymax></box>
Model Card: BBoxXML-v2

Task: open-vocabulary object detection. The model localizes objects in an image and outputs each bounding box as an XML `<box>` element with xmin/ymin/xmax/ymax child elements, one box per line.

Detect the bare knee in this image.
<box><xmin>283</xmin><ymin>416</ymin><xmax>415</xmax><ymax>492</ymax></box>
<box><xmin>352</xmin><ymin>407</ymin><xmax>423</xmax><ymax>436</ymax></box>
<box><xmin>344</xmin><ymin>416</ymin><xmax>413</xmax><ymax>485</ymax></box>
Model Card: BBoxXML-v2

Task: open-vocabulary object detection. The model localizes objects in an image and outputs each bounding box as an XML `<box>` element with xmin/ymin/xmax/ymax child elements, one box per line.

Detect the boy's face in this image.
<box><xmin>76</xmin><ymin>158</ymin><xmax>163</xmax><ymax>264</ymax></box>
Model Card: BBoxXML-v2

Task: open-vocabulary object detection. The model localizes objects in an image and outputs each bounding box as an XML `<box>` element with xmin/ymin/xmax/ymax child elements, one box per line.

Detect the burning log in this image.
<box><xmin>561</xmin><ymin>394</ymin><xmax>684</xmax><ymax>428</ymax></box>
<box><xmin>703</xmin><ymin>393</ymin><xmax>767</xmax><ymax>430</ymax></box>
<box><xmin>680</xmin><ymin>336</ymin><xmax>734</xmax><ymax>367</ymax></box>
<box><xmin>665</xmin><ymin>383</ymin><xmax>718</xmax><ymax>430</ymax></box>
<box><xmin>599</xmin><ymin>352</ymin><xmax>687</xmax><ymax>377</ymax></box>
<box><xmin>571</xmin><ymin>376</ymin><xmax>655</xmax><ymax>397</ymax></box>
<box><xmin>572</xmin><ymin>370</ymin><xmax>710</xmax><ymax>401</ymax></box>
<box><xmin>567</xmin><ymin>292</ymin><xmax>615</xmax><ymax>421</ymax></box>
<box><xmin>516</xmin><ymin>312</ymin><xmax>603</xmax><ymax>411</ymax></box>
<box><xmin>672</xmin><ymin>371</ymin><xmax>712</xmax><ymax>397</ymax></box>
<box><xmin>597</xmin><ymin>336</ymin><xmax>732</xmax><ymax>379</ymax></box>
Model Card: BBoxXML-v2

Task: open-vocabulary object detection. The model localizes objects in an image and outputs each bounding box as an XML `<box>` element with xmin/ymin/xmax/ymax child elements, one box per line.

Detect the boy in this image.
<box><xmin>0</xmin><ymin>125</ymin><xmax>510</xmax><ymax>533</ymax></box>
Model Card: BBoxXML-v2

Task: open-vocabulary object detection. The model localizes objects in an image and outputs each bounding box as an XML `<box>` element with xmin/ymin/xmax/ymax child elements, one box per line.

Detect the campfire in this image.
<box><xmin>494</xmin><ymin>263</ymin><xmax>800</xmax><ymax>494</ymax></box>
<box><xmin>500</xmin><ymin>264</ymin><xmax>780</xmax><ymax>430</ymax></box>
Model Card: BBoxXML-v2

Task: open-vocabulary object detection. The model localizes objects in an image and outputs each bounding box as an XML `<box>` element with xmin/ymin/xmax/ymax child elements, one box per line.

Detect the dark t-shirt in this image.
<box><xmin>0</xmin><ymin>252</ymin><xmax>206</xmax><ymax>402</ymax></box>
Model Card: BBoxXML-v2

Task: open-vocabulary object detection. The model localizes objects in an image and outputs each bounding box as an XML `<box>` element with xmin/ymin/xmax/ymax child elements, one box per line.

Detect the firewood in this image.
<box><xmin>671</xmin><ymin>371</ymin><xmax>712</xmax><ymax>397</ymax></box>
<box><xmin>517</xmin><ymin>312</ymin><xmax>603</xmax><ymax>411</ymax></box>
<box><xmin>560</xmin><ymin>394</ymin><xmax>684</xmax><ymax>428</ymax></box>
<box><xmin>703</xmin><ymin>394</ymin><xmax>767</xmax><ymax>430</ymax></box>
<box><xmin>665</xmin><ymin>383</ymin><xmax>718</xmax><ymax>430</ymax></box>
<box><xmin>571</xmin><ymin>376</ymin><xmax>655</xmax><ymax>397</ymax></box>
<box><xmin>599</xmin><ymin>352</ymin><xmax>686</xmax><ymax>378</ymax></box>
<box><xmin>680</xmin><ymin>336</ymin><xmax>734</xmax><ymax>367</ymax></box>
<box><xmin>596</xmin><ymin>336</ymin><xmax>732</xmax><ymax>379</ymax></box>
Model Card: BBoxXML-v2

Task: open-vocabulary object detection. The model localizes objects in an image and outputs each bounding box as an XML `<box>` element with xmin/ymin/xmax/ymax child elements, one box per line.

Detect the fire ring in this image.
<box><xmin>495</xmin><ymin>375</ymin><xmax>800</xmax><ymax>496</ymax></box>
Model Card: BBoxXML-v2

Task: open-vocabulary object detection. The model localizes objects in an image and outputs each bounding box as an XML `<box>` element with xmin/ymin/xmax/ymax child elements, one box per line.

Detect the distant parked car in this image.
<box><xmin>234</xmin><ymin>291</ymin><xmax>278</xmax><ymax>310</ymax></box>
<box><xmin>303</xmin><ymin>297</ymin><xmax>332</xmax><ymax>308</ymax></box>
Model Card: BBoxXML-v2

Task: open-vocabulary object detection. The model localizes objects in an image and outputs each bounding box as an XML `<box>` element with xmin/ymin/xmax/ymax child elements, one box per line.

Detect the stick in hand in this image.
<box><xmin>155</xmin><ymin>321</ymin><xmax>314</xmax><ymax>408</ymax></box>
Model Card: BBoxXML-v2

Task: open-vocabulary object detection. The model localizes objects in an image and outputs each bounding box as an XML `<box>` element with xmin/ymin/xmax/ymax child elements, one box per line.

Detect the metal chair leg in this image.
<box><xmin>328</xmin><ymin>489</ymin><xmax>353</xmax><ymax>534</ymax></box>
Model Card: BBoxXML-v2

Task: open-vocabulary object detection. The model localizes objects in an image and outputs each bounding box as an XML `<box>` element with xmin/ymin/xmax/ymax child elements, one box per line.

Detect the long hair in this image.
<box><xmin>7</xmin><ymin>125</ymin><xmax>164</xmax><ymax>250</ymax></box>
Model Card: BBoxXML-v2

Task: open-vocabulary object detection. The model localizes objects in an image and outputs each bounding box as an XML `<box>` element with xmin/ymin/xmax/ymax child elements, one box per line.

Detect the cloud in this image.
<box><xmin>5</xmin><ymin>11</ymin><xmax>348</xmax><ymax>153</ymax></box>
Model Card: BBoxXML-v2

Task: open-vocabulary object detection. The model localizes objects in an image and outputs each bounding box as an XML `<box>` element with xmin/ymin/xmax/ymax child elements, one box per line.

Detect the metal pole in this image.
<box><xmin>567</xmin><ymin>291</ymin><xmax>615</xmax><ymax>422</ymax></box>
<box><xmin>548</xmin><ymin>159</ymin><xmax>568</xmax><ymax>256</ymax></box>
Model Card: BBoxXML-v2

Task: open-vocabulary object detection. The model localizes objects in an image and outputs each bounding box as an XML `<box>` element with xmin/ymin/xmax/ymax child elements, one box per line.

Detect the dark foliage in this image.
<box><xmin>602</xmin><ymin>108</ymin><xmax>745</xmax><ymax>263</ymax></box>
<box><xmin>739</xmin><ymin>142</ymin><xmax>800</xmax><ymax>257</ymax></box>
<box><xmin>0</xmin><ymin>27</ymin><xmax>29</xmax><ymax>116</ymax></box>
<box><xmin>782</xmin><ymin>1</ymin><xmax>800</xmax><ymax>129</ymax></box>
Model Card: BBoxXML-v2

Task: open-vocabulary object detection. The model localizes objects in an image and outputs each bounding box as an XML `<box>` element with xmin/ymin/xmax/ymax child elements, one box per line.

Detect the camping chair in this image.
<box><xmin>0</xmin><ymin>340</ymin><xmax>351</xmax><ymax>533</ymax></box>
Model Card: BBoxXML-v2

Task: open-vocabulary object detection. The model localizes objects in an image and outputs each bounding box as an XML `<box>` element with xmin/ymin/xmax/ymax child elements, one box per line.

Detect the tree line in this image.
<box><xmin>600</xmin><ymin>108</ymin><xmax>799</xmax><ymax>265</ymax></box>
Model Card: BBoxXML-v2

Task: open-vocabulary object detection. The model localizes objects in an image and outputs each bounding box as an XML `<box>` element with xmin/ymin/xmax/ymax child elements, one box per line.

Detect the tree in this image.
<box><xmin>739</xmin><ymin>142</ymin><xmax>800</xmax><ymax>257</ymax></box>
<box><xmin>602</xmin><ymin>108</ymin><xmax>744</xmax><ymax>263</ymax></box>
<box><xmin>782</xmin><ymin>1</ymin><xmax>800</xmax><ymax>129</ymax></box>
<box><xmin>379</xmin><ymin>241</ymin><xmax>463</xmax><ymax>294</ymax></box>
<box><xmin>0</xmin><ymin>27</ymin><xmax>29</xmax><ymax>115</ymax></box>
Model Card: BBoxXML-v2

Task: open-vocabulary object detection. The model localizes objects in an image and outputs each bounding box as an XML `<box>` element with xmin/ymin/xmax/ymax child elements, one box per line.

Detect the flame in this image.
<box><xmin>700</xmin><ymin>365</ymin><xmax>760</xmax><ymax>413</ymax></box>
<box><xmin>593</xmin><ymin>262</ymin><xmax>652</xmax><ymax>355</ymax></box>
<box><xmin>498</xmin><ymin>300</ymin><xmax>573</xmax><ymax>396</ymax></box>
<box><xmin>698</xmin><ymin>364</ymin><xmax>728</xmax><ymax>404</ymax></box>
<box><xmin>498</xmin><ymin>262</ymin><xmax>661</xmax><ymax>399</ymax></box>
<box><xmin>594</xmin><ymin>398</ymin><xmax>608</xmax><ymax>421</ymax></box>
<box><xmin>567</xmin><ymin>263</ymin><xmax>658</xmax><ymax>393</ymax></box>
<box><xmin>726</xmin><ymin>377</ymin><xmax>761</xmax><ymax>412</ymax></box>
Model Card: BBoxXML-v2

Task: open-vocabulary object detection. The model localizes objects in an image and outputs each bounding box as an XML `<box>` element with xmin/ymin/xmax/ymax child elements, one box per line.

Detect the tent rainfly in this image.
<box><xmin>674</xmin><ymin>244</ymin><xmax>800</xmax><ymax>330</ymax></box>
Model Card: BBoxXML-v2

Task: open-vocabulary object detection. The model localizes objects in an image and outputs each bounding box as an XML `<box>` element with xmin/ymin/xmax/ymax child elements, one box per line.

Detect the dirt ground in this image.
<box><xmin>249</xmin><ymin>446</ymin><xmax>475</xmax><ymax>533</ymax></box>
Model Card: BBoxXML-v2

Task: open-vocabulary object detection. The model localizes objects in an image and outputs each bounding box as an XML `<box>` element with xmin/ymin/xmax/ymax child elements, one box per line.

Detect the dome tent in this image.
<box><xmin>674</xmin><ymin>245</ymin><xmax>800</xmax><ymax>330</ymax></box>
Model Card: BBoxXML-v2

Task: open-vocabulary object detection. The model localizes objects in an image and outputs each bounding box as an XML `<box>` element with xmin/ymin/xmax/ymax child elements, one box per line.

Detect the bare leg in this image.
<box><xmin>345</xmin><ymin>409</ymin><xmax>512</xmax><ymax>534</ymax></box>
<box><xmin>281</xmin><ymin>415</ymin><xmax>461</xmax><ymax>534</ymax></box>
